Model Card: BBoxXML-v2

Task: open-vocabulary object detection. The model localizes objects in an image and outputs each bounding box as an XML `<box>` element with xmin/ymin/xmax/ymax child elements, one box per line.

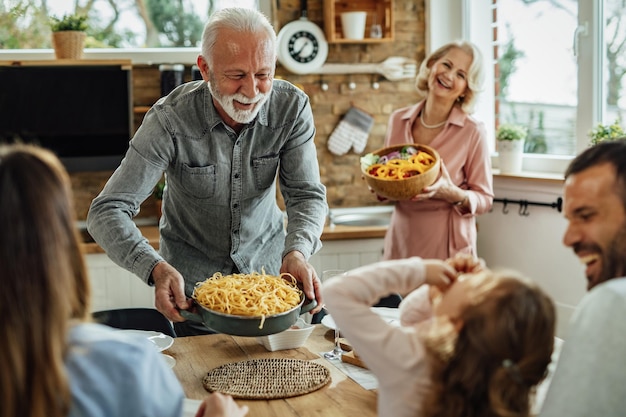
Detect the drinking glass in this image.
<box><xmin>370</xmin><ymin>23</ymin><xmax>383</xmax><ymax>39</ymax></box>
<box><xmin>321</xmin><ymin>269</ymin><xmax>346</xmax><ymax>360</ymax></box>
<box><xmin>370</xmin><ymin>14</ymin><xmax>383</xmax><ymax>39</ymax></box>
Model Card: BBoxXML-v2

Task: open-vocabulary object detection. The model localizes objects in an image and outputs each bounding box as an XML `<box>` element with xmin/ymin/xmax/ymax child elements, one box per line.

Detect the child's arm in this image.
<box><xmin>399</xmin><ymin>285</ymin><xmax>433</xmax><ymax>326</ymax></box>
<box><xmin>322</xmin><ymin>257</ymin><xmax>455</xmax><ymax>376</ymax></box>
<box><xmin>398</xmin><ymin>254</ymin><xmax>484</xmax><ymax>327</ymax></box>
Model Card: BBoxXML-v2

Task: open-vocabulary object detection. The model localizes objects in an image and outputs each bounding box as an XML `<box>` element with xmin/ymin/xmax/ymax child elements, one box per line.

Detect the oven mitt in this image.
<box><xmin>327</xmin><ymin>107</ymin><xmax>374</xmax><ymax>155</ymax></box>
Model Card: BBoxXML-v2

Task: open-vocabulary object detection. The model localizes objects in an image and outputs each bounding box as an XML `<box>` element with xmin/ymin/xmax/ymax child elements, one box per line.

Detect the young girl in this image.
<box><xmin>322</xmin><ymin>255</ymin><xmax>555</xmax><ymax>417</ymax></box>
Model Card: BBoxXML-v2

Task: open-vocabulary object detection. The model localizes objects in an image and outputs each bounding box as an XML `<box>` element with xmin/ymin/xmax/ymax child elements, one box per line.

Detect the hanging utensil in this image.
<box><xmin>309</xmin><ymin>56</ymin><xmax>418</xmax><ymax>81</ymax></box>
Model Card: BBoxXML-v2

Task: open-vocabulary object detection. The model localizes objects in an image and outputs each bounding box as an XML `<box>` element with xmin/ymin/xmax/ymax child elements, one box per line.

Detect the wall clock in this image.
<box><xmin>276</xmin><ymin>1</ymin><xmax>328</xmax><ymax>74</ymax></box>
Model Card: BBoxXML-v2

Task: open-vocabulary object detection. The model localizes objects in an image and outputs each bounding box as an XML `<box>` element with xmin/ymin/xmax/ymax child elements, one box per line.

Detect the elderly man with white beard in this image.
<box><xmin>87</xmin><ymin>7</ymin><xmax>327</xmax><ymax>336</ymax></box>
<box><xmin>539</xmin><ymin>138</ymin><xmax>626</xmax><ymax>417</ymax></box>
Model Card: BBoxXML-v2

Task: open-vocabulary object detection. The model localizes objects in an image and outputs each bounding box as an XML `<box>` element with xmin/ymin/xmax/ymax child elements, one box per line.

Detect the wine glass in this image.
<box><xmin>321</xmin><ymin>269</ymin><xmax>346</xmax><ymax>360</ymax></box>
<box><xmin>370</xmin><ymin>14</ymin><xmax>383</xmax><ymax>39</ymax></box>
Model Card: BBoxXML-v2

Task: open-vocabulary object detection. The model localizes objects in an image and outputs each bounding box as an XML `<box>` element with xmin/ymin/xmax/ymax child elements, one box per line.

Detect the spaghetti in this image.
<box><xmin>192</xmin><ymin>271</ymin><xmax>302</xmax><ymax>328</ymax></box>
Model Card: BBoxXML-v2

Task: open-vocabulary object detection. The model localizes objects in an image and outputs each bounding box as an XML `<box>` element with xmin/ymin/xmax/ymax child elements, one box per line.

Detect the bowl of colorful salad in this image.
<box><xmin>360</xmin><ymin>144</ymin><xmax>441</xmax><ymax>200</ymax></box>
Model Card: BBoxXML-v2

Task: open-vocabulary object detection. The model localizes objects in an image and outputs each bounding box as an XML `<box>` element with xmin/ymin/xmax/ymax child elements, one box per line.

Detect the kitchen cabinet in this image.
<box><xmin>309</xmin><ymin>237</ymin><xmax>385</xmax><ymax>277</ymax></box>
<box><xmin>323</xmin><ymin>0</ymin><xmax>394</xmax><ymax>43</ymax></box>
<box><xmin>86</xmin><ymin>253</ymin><xmax>155</xmax><ymax>312</ymax></box>
<box><xmin>85</xmin><ymin>238</ymin><xmax>385</xmax><ymax>312</ymax></box>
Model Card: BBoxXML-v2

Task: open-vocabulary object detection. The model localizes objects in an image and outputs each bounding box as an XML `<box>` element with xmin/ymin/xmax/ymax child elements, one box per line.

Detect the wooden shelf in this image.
<box><xmin>323</xmin><ymin>0</ymin><xmax>394</xmax><ymax>43</ymax></box>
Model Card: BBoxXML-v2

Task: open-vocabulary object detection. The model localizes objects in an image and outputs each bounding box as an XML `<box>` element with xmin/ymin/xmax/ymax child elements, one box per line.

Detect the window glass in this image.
<box><xmin>604</xmin><ymin>0</ymin><xmax>626</xmax><ymax>126</ymax></box>
<box><xmin>495</xmin><ymin>0</ymin><xmax>578</xmax><ymax>156</ymax></box>
<box><xmin>2</xmin><ymin>0</ymin><xmax>258</xmax><ymax>49</ymax></box>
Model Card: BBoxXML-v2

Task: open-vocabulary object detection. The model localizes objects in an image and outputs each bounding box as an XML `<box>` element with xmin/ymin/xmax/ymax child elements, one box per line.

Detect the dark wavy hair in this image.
<box><xmin>565</xmin><ymin>137</ymin><xmax>626</xmax><ymax>210</ymax></box>
<box><xmin>421</xmin><ymin>270</ymin><xmax>556</xmax><ymax>417</ymax></box>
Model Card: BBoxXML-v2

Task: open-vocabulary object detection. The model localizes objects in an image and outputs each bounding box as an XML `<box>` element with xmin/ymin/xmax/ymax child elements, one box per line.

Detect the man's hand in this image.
<box><xmin>151</xmin><ymin>261</ymin><xmax>191</xmax><ymax>322</ymax></box>
<box><xmin>280</xmin><ymin>250</ymin><xmax>323</xmax><ymax>314</ymax></box>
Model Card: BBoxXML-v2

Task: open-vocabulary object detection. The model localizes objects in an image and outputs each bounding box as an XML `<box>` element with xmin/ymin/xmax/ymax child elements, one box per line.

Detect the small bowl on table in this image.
<box><xmin>256</xmin><ymin>318</ymin><xmax>314</xmax><ymax>351</ymax></box>
<box><xmin>362</xmin><ymin>144</ymin><xmax>441</xmax><ymax>201</ymax></box>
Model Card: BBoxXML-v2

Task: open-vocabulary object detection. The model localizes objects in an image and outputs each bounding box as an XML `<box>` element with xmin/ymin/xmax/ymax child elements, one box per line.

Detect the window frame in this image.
<box><xmin>427</xmin><ymin>0</ymin><xmax>607</xmax><ymax>178</ymax></box>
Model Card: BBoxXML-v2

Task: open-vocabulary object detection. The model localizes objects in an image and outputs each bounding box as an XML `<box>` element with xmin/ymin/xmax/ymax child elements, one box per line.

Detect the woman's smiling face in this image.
<box><xmin>427</xmin><ymin>46</ymin><xmax>472</xmax><ymax>103</ymax></box>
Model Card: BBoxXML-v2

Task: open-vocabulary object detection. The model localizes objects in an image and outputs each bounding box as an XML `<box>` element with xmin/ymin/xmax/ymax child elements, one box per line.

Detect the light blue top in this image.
<box><xmin>539</xmin><ymin>278</ymin><xmax>626</xmax><ymax>416</ymax></box>
<box><xmin>87</xmin><ymin>79</ymin><xmax>327</xmax><ymax>295</ymax></box>
<box><xmin>66</xmin><ymin>323</ymin><xmax>184</xmax><ymax>417</ymax></box>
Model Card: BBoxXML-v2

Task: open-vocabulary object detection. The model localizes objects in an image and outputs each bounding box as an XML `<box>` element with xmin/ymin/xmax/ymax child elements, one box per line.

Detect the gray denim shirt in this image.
<box><xmin>87</xmin><ymin>79</ymin><xmax>328</xmax><ymax>295</ymax></box>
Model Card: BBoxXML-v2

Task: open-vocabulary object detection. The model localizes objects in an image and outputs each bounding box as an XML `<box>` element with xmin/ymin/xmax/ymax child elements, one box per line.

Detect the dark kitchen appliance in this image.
<box><xmin>0</xmin><ymin>60</ymin><xmax>133</xmax><ymax>172</ymax></box>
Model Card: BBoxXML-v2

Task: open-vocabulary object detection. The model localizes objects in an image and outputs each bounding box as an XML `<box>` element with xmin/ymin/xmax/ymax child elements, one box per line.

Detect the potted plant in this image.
<box><xmin>588</xmin><ymin>119</ymin><xmax>624</xmax><ymax>146</ymax></box>
<box><xmin>50</xmin><ymin>13</ymin><xmax>88</xmax><ymax>60</ymax></box>
<box><xmin>496</xmin><ymin>123</ymin><xmax>527</xmax><ymax>174</ymax></box>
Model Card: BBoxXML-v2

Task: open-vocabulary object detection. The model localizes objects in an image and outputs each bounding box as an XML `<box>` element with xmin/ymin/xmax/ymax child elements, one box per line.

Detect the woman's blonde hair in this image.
<box><xmin>421</xmin><ymin>270</ymin><xmax>556</xmax><ymax>417</ymax></box>
<box><xmin>415</xmin><ymin>40</ymin><xmax>485</xmax><ymax>114</ymax></box>
<box><xmin>0</xmin><ymin>144</ymin><xmax>91</xmax><ymax>417</ymax></box>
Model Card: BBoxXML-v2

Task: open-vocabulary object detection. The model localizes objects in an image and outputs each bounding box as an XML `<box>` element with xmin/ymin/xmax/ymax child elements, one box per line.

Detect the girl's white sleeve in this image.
<box><xmin>322</xmin><ymin>257</ymin><xmax>429</xmax><ymax>377</ymax></box>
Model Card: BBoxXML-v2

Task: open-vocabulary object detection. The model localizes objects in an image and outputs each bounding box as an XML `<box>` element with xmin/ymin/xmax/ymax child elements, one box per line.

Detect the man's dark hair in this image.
<box><xmin>565</xmin><ymin>138</ymin><xmax>626</xmax><ymax>209</ymax></box>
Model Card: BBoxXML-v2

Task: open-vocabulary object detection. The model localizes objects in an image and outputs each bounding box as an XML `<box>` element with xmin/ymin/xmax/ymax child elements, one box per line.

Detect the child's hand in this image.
<box><xmin>445</xmin><ymin>253</ymin><xmax>486</xmax><ymax>275</ymax></box>
<box><xmin>423</xmin><ymin>259</ymin><xmax>457</xmax><ymax>290</ymax></box>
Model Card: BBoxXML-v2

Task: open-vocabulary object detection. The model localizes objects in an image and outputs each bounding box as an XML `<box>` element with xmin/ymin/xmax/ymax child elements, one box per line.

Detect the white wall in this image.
<box><xmin>477</xmin><ymin>177</ymin><xmax>585</xmax><ymax>338</ymax></box>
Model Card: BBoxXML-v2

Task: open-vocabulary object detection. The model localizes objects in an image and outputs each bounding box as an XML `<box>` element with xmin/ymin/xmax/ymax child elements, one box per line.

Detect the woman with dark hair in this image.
<box><xmin>0</xmin><ymin>144</ymin><xmax>247</xmax><ymax>417</ymax></box>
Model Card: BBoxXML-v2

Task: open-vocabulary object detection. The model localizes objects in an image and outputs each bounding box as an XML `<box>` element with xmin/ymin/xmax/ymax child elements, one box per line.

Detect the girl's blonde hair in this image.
<box><xmin>0</xmin><ymin>144</ymin><xmax>91</xmax><ymax>417</ymax></box>
<box><xmin>421</xmin><ymin>270</ymin><xmax>556</xmax><ymax>417</ymax></box>
<box><xmin>415</xmin><ymin>40</ymin><xmax>485</xmax><ymax>114</ymax></box>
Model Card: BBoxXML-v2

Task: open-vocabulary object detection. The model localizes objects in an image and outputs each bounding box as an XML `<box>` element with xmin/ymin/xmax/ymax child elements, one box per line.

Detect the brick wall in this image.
<box><xmin>70</xmin><ymin>0</ymin><xmax>426</xmax><ymax>220</ymax></box>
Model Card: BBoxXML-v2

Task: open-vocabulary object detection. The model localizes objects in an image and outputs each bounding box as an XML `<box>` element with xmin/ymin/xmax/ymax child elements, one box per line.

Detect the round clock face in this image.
<box><xmin>277</xmin><ymin>20</ymin><xmax>328</xmax><ymax>74</ymax></box>
<box><xmin>288</xmin><ymin>31</ymin><xmax>320</xmax><ymax>63</ymax></box>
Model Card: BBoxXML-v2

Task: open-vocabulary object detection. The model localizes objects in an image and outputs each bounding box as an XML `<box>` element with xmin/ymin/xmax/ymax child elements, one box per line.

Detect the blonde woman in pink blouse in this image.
<box><xmin>381</xmin><ymin>40</ymin><xmax>494</xmax><ymax>261</ymax></box>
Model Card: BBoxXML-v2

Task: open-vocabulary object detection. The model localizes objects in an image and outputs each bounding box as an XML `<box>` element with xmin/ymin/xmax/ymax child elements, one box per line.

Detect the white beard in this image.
<box><xmin>207</xmin><ymin>81</ymin><xmax>270</xmax><ymax>124</ymax></box>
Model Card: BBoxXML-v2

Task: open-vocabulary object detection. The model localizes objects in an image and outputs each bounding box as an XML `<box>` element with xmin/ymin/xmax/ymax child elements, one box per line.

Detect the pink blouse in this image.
<box><xmin>382</xmin><ymin>101</ymin><xmax>494</xmax><ymax>260</ymax></box>
<box><xmin>322</xmin><ymin>257</ymin><xmax>434</xmax><ymax>417</ymax></box>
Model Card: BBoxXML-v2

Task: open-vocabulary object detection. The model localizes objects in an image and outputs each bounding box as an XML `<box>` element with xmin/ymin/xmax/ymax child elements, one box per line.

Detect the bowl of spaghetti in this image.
<box><xmin>180</xmin><ymin>271</ymin><xmax>317</xmax><ymax>337</ymax></box>
<box><xmin>360</xmin><ymin>144</ymin><xmax>441</xmax><ymax>200</ymax></box>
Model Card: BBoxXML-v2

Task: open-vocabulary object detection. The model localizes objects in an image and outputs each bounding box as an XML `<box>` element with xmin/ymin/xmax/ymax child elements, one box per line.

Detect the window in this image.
<box><xmin>0</xmin><ymin>0</ymin><xmax>274</xmax><ymax>65</ymax></box>
<box><xmin>3</xmin><ymin>0</ymin><xmax>263</xmax><ymax>49</ymax></box>
<box><xmin>428</xmin><ymin>0</ymin><xmax>626</xmax><ymax>175</ymax></box>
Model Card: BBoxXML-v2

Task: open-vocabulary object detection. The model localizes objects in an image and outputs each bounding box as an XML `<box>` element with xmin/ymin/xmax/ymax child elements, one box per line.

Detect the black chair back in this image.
<box><xmin>92</xmin><ymin>308</ymin><xmax>176</xmax><ymax>338</ymax></box>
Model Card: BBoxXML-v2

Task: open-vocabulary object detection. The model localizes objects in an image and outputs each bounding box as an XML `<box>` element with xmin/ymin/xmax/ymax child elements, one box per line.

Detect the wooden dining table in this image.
<box><xmin>165</xmin><ymin>324</ymin><xmax>377</xmax><ymax>417</ymax></box>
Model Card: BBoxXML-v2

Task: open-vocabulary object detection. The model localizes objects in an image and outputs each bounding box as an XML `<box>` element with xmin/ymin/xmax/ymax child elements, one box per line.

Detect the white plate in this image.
<box><xmin>321</xmin><ymin>307</ymin><xmax>400</xmax><ymax>330</ymax></box>
<box><xmin>371</xmin><ymin>307</ymin><xmax>401</xmax><ymax>326</ymax></box>
<box><xmin>161</xmin><ymin>353</ymin><xmax>176</xmax><ymax>368</ymax></box>
<box><xmin>321</xmin><ymin>314</ymin><xmax>337</xmax><ymax>330</ymax></box>
<box><xmin>117</xmin><ymin>329</ymin><xmax>174</xmax><ymax>352</ymax></box>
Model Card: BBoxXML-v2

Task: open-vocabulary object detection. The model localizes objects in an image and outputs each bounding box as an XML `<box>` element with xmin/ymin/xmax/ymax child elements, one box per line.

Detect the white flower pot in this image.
<box><xmin>498</xmin><ymin>140</ymin><xmax>524</xmax><ymax>174</ymax></box>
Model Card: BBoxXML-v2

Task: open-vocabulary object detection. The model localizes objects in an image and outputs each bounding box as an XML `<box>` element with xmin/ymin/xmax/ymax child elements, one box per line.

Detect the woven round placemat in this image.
<box><xmin>202</xmin><ymin>358</ymin><xmax>331</xmax><ymax>399</ymax></box>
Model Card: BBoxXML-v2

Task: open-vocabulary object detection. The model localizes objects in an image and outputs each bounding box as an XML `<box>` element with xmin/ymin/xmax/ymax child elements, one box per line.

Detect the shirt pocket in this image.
<box><xmin>252</xmin><ymin>154</ymin><xmax>279</xmax><ymax>191</ymax></box>
<box><xmin>180</xmin><ymin>163</ymin><xmax>216</xmax><ymax>199</ymax></box>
